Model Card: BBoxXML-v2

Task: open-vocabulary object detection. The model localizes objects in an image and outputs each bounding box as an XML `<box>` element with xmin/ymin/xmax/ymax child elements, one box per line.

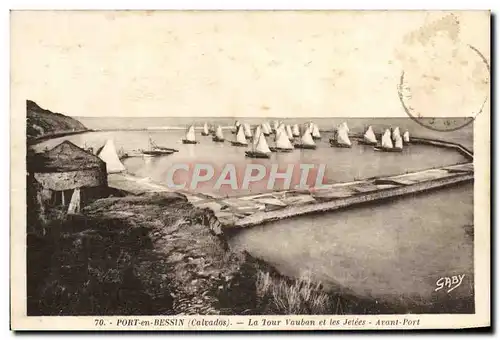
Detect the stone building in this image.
<box><xmin>28</xmin><ymin>140</ymin><xmax>108</xmax><ymax>216</ymax></box>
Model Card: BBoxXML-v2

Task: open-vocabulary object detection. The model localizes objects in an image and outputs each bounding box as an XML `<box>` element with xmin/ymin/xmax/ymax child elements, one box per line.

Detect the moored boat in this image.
<box><xmin>341</xmin><ymin>122</ymin><xmax>350</xmax><ymax>133</ymax></box>
<box><xmin>232</xmin><ymin>120</ymin><xmax>241</xmax><ymax>134</ymax></box>
<box><xmin>311</xmin><ymin>123</ymin><xmax>321</xmax><ymax>140</ymax></box>
<box><xmin>294</xmin><ymin>127</ymin><xmax>317</xmax><ymax>149</ymax></box>
<box><xmin>330</xmin><ymin>125</ymin><xmax>352</xmax><ymax>148</ymax></box>
<box><xmin>212</xmin><ymin>125</ymin><xmax>225</xmax><ymax>142</ymax></box>
<box><xmin>359</xmin><ymin>126</ymin><xmax>378</xmax><ymax>145</ymax></box>
<box><xmin>245</xmin><ymin>131</ymin><xmax>271</xmax><ymax>158</ymax></box>
<box><xmin>391</xmin><ymin>126</ymin><xmax>401</xmax><ymax>141</ymax></box>
<box><xmin>96</xmin><ymin>139</ymin><xmax>126</xmax><ymax>173</ymax></box>
<box><xmin>230</xmin><ymin>125</ymin><xmax>249</xmax><ymax>146</ymax></box>
<box><xmin>243</xmin><ymin>123</ymin><xmax>253</xmax><ymax>139</ymax></box>
<box><xmin>285</xmin><ymin>125</ymin><xmax>294</xmax><ymax>140</ymax></box>
<box><xmin>182</xmin><ymin>125</ymin><xmax>199</xmax><ymax>144</ymax></box>
<box><xmin>142</xmin><ymin>137</ymin><xmax>178</xmax><ymax>156</ymax></box>
<box><xmin>403</xmin><ymin>130</ymin><xmax>410</xmax><ymax>144</ymax></box>
<box><xmin>270</xmin><ymin>128</ymin><xmax>294</xmax><ymax>152</ymax></box>
<box><xmin>374</xmin><ymin>129</ymin><xmax>402</xmax><ymax>152</ymax></box>
<box><xmin>201</xmin><ymin>122</ymin><xmax>210</xmax><ymax>136</ymax></box>
<box><xmin>261</xmin><ymin>122</ymin><xmax>272</xmax><ymax>136</ymax></box>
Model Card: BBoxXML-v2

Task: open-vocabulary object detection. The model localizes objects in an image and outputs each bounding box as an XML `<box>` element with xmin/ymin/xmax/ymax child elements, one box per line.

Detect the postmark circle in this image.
<box><xmin>398</xmin><ymin>44</ymin><xmax>490</xmax><ymax>132</ymax></box>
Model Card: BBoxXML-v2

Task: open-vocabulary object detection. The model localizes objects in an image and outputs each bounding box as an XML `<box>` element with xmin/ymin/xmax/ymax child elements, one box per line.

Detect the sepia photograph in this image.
<box><xmin>11</xmin><ymin>9</ymin><xmax>490</xmax><ymax>330</ymax></box>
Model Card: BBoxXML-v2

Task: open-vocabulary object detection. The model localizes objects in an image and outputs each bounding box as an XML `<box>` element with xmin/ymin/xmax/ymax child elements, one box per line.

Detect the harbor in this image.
<box><xmin>104</xmin><ymin>134</ymin><xmax>474</xmax><ymax>232</ymax></box>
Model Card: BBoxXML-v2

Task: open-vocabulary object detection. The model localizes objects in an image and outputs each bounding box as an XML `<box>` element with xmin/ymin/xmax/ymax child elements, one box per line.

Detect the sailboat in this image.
<box><xmin>285</xmin><ymin>125</ymin><xmax>294</xmax><ymax>140</ymax></box>
<box><xmin>291</xmin><ymin>124</ymin><xmax>300</xmax><ymax>137</ymax></box>
<box><xmin>97</xmin><ymin>139</ymin><xmax>126</xmax><ymax>173</ymax></box>
<box><xmin>253</xmin><ymin>125</ymin><xmax>262</xmax><ymax>144</ymax></box>
<box><xmin>261</xmin><ymin>122</ymin><xmax>271</xmax><ymax>136</ymax></box>
<box><xmin>270</xmin><ymin>129</ymin><xmax>294</xmax><ymax>152</ymax></box>
<box><xmin>243</xmin><ymin>123</ymin><xmax>253</xmax><ymax>139</ymax></box>
<box><xmin>311</xmin><ymin>123</ymin><xmax>321</xmax><ymax>140</ymax></box>
<box><xmin>182</xmin><ymin>125</ymin><xmax>198</xmax><ymax>144</ymax></box>
<box><xmin>142</xmin><ymin>137</ymin><xmax>178</xmax><ymax>156</ymax></box>
<box><xmin>374</xmin><ymin>129</ymin><xmax>402</xmax><ymax>152</ymax></box>
<box><xmin>391</xmin><ymin>127</ymin><xmax>401</xmax><ymax>141</ymax></box>
<box><xmin>201</xmin><ymin>122</ymin><xmax>210</xmax><ymax>136</ymax></box>
<box><xmin>294</xmin><ymin>127</ymin><xmax>317</xmax><ymax>149</ymax></box>
<box><xmin>232</xmin><ymin>120</ymin><xmax>241</xmax><ymax>134</ymax></box>
<box><xmin>403</xmin><ymin>130</ymin><xmax>410</xmax><ymax>144</ymax></box>
<box><xmin>271</xmin><ymin>120</ymin><xmax>279</xmax><ymax>134</ymax></box>
<box><xmin>394</xmin><ymin>134</ymin><xmax>403</xmax><ymax>151</ymax></box>
<box><xmin>230</xmin><ymin>125</ymin><xmax>249</xmax><ymax>146</ymax></box>
<box><xmin>209</xmin><ymin>124</ymin><xmax>216</xmax><ymax>135</ymax></box>
<box><xmin>212</xmin><ymin>125</ymin><xmax>225</xmax><ymax>142</ymax></box>
<box><xmin>245</xmin><ymin>132</ymin><xmax>271</xmax><ymax>158</ymax></box>
<box><xmin>330</xmin><ymin>126</ymin><xmax>352</xmax><ymax>148</ymax></box>
<box><xmin>341</xmin><ymin>122</ymin><xmax>350</xmax><ymax>133</ymax></box>
<box><xmin>359</xmin><ymin>126</ymin><xmax>378</xmax><ymax>145</ymax></box>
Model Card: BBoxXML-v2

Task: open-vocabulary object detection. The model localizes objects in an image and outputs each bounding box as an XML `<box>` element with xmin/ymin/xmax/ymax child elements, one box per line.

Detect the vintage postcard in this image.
<box><xmin>10</xmin><ymin>10</ymin><xmax>490</xmax><ymax>330</ymax></box>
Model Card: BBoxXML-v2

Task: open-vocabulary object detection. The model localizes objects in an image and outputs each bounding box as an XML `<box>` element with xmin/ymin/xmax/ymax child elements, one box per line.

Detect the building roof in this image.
<box><xmin>29</xmin><ymin>140</ymin><xmax>106</xmax><ymax>173</ymax></box>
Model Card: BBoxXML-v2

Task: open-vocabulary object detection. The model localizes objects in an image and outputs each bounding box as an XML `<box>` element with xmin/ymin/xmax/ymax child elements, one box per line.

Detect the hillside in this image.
<box><xmin>26</xmin><ymin>100</ymin><xmax>88</xmax><ymax>142</ymax></box>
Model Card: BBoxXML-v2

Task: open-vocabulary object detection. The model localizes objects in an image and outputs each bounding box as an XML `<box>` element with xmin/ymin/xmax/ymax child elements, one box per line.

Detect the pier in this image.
<box><xmin>107</xmin><ymin>137</ymin><xmax>474</xmax><ymax>232</ymax></box>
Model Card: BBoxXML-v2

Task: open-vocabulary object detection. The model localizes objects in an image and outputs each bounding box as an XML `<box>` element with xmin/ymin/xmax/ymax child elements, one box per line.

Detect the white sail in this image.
<box><xmin>394</xmin><ymin>135</ymin><xmax>403</xmax><ymax>149</ymax></box>
<box><xmin>403</xmin><ymin>130</ymin><xmax>410</xmax><ymax>143</ymax></box>
<box><xmin>276</xmin><ymin>129</ymin><xmax>294</xmax><ymax>149</ymax></box>
<box><xmin>203</xmin><ymin>123</ymin><xmax>209</xmax><ymax>135</ymax></box>
<box><xmin>292</xmin><ymin>124</ymin><xmax>300</xmax><ymax>136</ymax></box>
<box><xmin>97</xmin><ymin>139</ymin><xmax>126</xmax><ymax>173</ymax></box>
<box><xmin>341</xmin><ymin>122</ymin><xmax>350</xmax><ymax>133</ymax></box>
<box><xmin>336</xmin><ymin>127</ymin><xmax>352</xmax><ymax>146</ymax></box>
<box><xmin>243</xmin><ymin>123</ymin><xmax>252</xmax><ymax>138</ymax></box>
<box><xmin>392</xmin><ymin>127</ymin><xmax>401</xmax><ymax>140</ymax></box>
<box><xmin>253</xmin><ymin>126</ymin><xmax>262</xmax><ymax>145</ymax></box>
<box><xmin>233</xmin><ymin>120</ymin><xmax>241</xmax><ymax>133</ymax></box>
<box><xmin>285</xmin><ymin>125</ymin><xmax>294</xmax><ymax>139</ymax></box>
<box><xmin>185</xmin><ymin>125</ymin><xmax>196</xmax><ymax>142</ymax></box>
<box><xmin>276</xmin><ymin>124</ymin><xmax>286</xmax><ymax>138</ymax></box>
<box><xmin>255</xmin><ymin>133</ymin><xmax>271</xmax><ymax>154</ymax></box>
<box><xmin>311</xmin><ymin>124</ymin><xmax>321</xmax><ymax>138</ymax></box>
<box><xmin>300</xmin><ymin>128</ymin><xmax>315</xmax><ymax>146</ymax></box>
<box><xmin>235</xmin><ymin>126</ymin><xmax>248</xmax><ymax>145</ymax></box>
<box><xmin>261</xmin><ymin>122</ymin><xmax>271</xmax><ymax>135</ymax></box>
<box><xmin>381</xmin><ymin>129</ymin><xmax>393</xmax><ymax>149</ymax></box>
<box><xmin>215</xmin><ymin>125</ymin><xmax>224</xmax><ymax>140</ymax></box>
<box><xmin>278</xmin><ymin>122</ymin><xmax>286</xmax><ymax>132</ymax></box>
<box><xmin>266</xmin><ymin>122</ymin><xmax>273</xmax><ymax>133</ymax></box>
<box><xmin>67</xmin><ymin>188</ymin><xmax>81</xmax><ymax>214</ymax></box>
<box><xmin>363</xmin><ymin>126</ymin><xmax>378</xmax><ymax>144</ymax></box>
<box><xmin>272</xmin><ymin>120</ymin><xmax>279</xmax><ymax>132</ymax></box>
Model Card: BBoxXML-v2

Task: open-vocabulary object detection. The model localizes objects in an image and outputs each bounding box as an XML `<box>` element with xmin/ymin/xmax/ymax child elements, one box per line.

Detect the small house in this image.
<box><xmin>28</xmin><ymin>140</ymin><xmax>108</xmax><ymax>214</ymax></box>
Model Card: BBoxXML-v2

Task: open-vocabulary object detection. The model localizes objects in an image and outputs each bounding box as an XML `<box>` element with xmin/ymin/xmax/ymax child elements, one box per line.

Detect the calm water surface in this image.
<box><xmin>229</xmin><ymin>183</ymin><xmax>474</xmax><ymax>304</ymax></box>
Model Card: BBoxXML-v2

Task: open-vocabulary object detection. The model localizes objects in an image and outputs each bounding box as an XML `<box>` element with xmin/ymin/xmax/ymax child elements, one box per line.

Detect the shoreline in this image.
<box><xmin>28</xmin><ymin>129</ymin><xmax>94</xmax><ymax>145</ymax></box>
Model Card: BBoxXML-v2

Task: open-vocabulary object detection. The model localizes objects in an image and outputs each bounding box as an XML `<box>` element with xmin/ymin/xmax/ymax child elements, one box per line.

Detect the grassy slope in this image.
<box><xmin>26</xmin><ymin>100</ymin><xmax>88</xmax><ymax>141</ymax></box>
<box><xmin>27</xmin><ymin>192</ymin><xmax>257</xmax><ymax>315</ymax></box>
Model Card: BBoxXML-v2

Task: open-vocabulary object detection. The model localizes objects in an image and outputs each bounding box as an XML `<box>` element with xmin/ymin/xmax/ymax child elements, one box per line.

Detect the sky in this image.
<box><xmin>11</xmin><ymin>10</ymin><xmax>490</xmax><ymax>118</ymax></box>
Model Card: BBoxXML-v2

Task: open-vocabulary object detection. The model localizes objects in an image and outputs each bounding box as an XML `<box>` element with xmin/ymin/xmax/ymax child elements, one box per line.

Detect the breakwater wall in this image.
<box><xmin>231</xmin><ymin>172</ymin><xmax>473</xmax><ymax>228</ymax></box>
<box><xmin>410</xmin><ymin>137</ymin><xmax>473</xmax><ymax>161</ymax></box>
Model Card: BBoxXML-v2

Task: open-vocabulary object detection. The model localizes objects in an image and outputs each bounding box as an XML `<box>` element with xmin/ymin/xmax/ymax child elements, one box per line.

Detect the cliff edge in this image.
<box><xmin>27</xmin><ymin>100</ymin><xmax>88</xmax><ymax>142</ymax></box>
